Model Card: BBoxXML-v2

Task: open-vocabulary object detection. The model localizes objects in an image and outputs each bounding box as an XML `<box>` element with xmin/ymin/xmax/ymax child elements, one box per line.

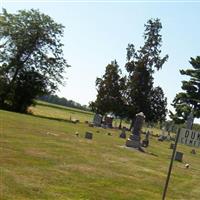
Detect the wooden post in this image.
<box><xmin>162</xmin><ymin>128</ymin><xmax>181</xmax><ymax>200</ymax></box>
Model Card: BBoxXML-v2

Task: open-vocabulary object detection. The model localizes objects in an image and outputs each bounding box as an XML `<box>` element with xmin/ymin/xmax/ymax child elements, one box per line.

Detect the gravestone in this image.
<box><xmin>166</xmin><ymin>133</ymin><xmax>171</xmax><ymax>141</ymax></box>
<box><xmin>158</xmin><ymin>135</ymin><xmax>165</xmax><ymax>141</ymax></box>
<box><xmin>175</xmin><ymin>151</ymin><xmax>183</xmax><ymax>162</ymax></box>
<box><xmin>191</xmin><ymin>149</ymin><xmax>196</xmax><ymax>154</ymax></box>
<box><xmin>104</xmin><ymin>116</ymin><xmax>113</xmax><ymax>128</ymax></box>
<box><xmin>119</xmin><ymin>127</ymin><xmax>126</xmax><ymax>139</ymax></box>
<box><xmin>101</xmin><ymin>124</ymin><xmax>107</xmax><ymax>129</ymax></box>
<box><xmin>126</xmin><ymin>112</ymin><xmax>145</xmax><ymax>149</ymax></box>
<box><xmin>186</xmin><ymin>111</ymin><xmax>194</xmax><ymax>130</ymax></box>
<box><xmin>93</xmin><ymin>114</ymin><xmax>102</xmax><ymax>127</ymax></box>
<box><xmin>88</xmin><ymin>123</ymin><xmax>94</xmax><ymax>127</ymax></box>
<box><xmin>142</xmin><ymin>131</ymin><xmax>150</xmax><ymax>147</ymax></box>
<box><xmin>158</xmin><ymin>129</ymin><xmax>166</xmax><ymax>141</ymax></box>
<box><xmin>85</xmin><ymin>132</ymin><xmax>93</xmax><ymax>139</ymax></box>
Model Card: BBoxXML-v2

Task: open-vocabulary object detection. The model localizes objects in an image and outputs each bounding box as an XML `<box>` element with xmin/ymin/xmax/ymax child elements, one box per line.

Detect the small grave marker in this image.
<box><xmin>85</xmin><ymin>132</ymin><xmax>93</xmax><ymax>139</ymax></box>
<box><xmin>175</xmin><ymin>151</ymin><xmax>183</xmax><ymax>162</ymax></box>
<box><xmin>191</xmin><ymin>149</ymin><xmax>196</xmax><ymax>154</ymax></box>
<box><xmin>119</xmin><ymin>127</ymin><xmax>126</xmax><ymax>139</ymax></box>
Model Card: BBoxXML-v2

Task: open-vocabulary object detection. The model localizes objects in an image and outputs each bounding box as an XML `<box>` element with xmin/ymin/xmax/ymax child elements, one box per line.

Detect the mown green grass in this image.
<box><xmin>32</xmin><ymin>101</ymin><xmax>130</xmax><ymax>128</ymax></box>
<box><xmin>1</xmin><ymin>103</ymin><xmax>200</xmax><ymax>200</ymax></box>
<box><xmin>31</xmin><ymin>101</ymin><xmax>94</xmax><ymax>123</ymax></box>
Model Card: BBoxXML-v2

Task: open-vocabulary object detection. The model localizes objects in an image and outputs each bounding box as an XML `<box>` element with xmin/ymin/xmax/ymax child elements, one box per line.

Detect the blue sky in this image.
<box><xmin>1</xmin><ymin>1</ymin><xmax>200</xmax><ymax>121</ymax></box>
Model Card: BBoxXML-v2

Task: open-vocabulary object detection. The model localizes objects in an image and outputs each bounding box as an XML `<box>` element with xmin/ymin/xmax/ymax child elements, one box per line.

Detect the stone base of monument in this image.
<box><xmin>126</xmin><ymin>138</ymin><xmax>140</xmax><ymax>148</ymax></box>
<box><xmin>125</xmin><ymin>139</ymin><xmax>145</xmax><ymax>152</ymax></box>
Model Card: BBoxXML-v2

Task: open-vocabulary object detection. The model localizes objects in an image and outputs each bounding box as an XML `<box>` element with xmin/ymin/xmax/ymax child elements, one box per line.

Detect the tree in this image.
<box><xmin>148</xmin><ymin>86</ymin><xmax>167</xmax><ymax>123</ymax></box>
<box><xmin>0</xmin><ymin>9</ymin><xmax>69</xmax><ymax>113</ymax></box>
<box><xmin>170</xmin><ymin>56</ymin><xmax>200</xmax><ymax>123</ymax></box>
<box><xmin>90</xmin><ymin>60</ymin><xmax>125</xmax><ymax>118</ymax></box>
<box><xmin>125</xmin><ymin>19</ymin><xmax>168</xmax><ymax>125</ymax></box>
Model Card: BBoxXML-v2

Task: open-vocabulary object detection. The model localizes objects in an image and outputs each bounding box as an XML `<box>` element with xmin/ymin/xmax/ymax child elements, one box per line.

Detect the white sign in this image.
<box><xmin>179</xmin><ymin>128</ymin><xmax>200</xmax><ymax>148</ymax></box>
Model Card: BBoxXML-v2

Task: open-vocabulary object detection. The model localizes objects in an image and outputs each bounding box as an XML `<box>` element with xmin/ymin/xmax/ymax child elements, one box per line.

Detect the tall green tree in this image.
<box><xmin>148</xmin><ymin>86</ymin><xmax>167</xmax><ymax>123</ymax></box>
<box><xmin>170</xmin><ymin>56</ymin><xmax>200</xmax><ymax>123</ymax></box>
<box><xmin>0</xmin><ymin>9</ymin><xmax>69</xmax><ymax>113</ymax></box>
<box><xmin>90</xmin><ymin>60</ymin><xmax>126</xmax><ymax>118</ymax></box>
<box><xmin>125</xmin><ymin>19</ymin><xmax>168</xmax><ymax>125</ymax></box>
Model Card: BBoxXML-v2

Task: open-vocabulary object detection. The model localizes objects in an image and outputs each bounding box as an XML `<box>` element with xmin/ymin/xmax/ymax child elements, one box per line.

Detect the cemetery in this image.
<box><xmin>1</xmin><ymin>3</ymin><xmax>200</xmax><ymax>200</ymax></box>
<box><xmin>1</xmin><ymin>101</ymin><xmax>200</xmax><ymax>200</ymax></box>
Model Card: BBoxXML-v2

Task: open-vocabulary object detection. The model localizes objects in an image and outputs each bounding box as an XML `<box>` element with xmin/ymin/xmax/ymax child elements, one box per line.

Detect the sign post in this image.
<box><xmin>162</xmin><ymin>127</ymin><xmax>200</xmax><ymax>200</ymax></box>
<box><xmin>162</xmin><ymin>128</ymin><xmax>180</xmax><ymax>200</ymax></box>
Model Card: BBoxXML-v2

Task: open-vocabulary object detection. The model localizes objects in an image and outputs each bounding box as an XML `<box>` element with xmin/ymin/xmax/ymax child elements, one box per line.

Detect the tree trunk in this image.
<box><xmin>118</xmin><ymin>118</ymin><xmax>122</xmax><ymax>129</ymax></box>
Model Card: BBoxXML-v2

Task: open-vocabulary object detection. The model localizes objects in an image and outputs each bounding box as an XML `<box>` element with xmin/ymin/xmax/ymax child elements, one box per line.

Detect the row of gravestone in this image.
<box><xmin>158</xmin><ymin>132</ymin><xmax>175</xmax><ymax>142</ymax></box>
<box><xmin>84</xmin><ymin>130</ymin><xmax>126</xmax><ymax>140</ymax></box>
<box><xmin>88</xmin><ymin>112</ymin><xmax>197</xmax><ymax>164</ymax></box>
<box><xmin>92</xmin><ymin>114</ymin><xmax>114</xmax><ymax>128</ymax></box>
<box><xmin>84</xmin><ymin>132</ymin><xmax>195</xmax><ymax>163</ymax></box>
<box><xmin>84</xmin><ymin>131</ymin><xmax>114</xmax><ymax>139</ymax></box>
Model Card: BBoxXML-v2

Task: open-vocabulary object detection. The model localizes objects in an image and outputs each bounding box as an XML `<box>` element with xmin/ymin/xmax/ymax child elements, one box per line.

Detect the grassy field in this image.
<box><xmin>1</xmin><ymin>102</ymin><xmax>200</xmax><ymax>200</ymax></box>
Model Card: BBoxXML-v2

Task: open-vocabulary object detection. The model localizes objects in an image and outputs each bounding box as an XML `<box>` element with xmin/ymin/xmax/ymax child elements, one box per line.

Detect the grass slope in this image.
<box><xmin>1</xmin><ymin>103</ymin><xmax>200</xmax><ymax>200</ymax></box>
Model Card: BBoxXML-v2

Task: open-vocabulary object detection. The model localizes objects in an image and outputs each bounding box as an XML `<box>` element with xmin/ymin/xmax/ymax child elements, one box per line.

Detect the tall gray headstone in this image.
<box><xmin>186</xmin><ymin>111</ymin><xmax>194</xmax><ymax>130</ymax></box>
<box><xmin>93</xmin><ymin>114</ymin><xmax>102</xmax><ymax>127</ymax></box>
<box><xmin>126</xmin><ymin>112</ymin><xmax>145</xmax><ymax>149</ymax></box>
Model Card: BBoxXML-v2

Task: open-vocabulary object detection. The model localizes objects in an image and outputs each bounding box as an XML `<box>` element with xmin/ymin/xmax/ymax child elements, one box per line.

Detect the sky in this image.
<box><xmin>1</xmin><ymin>0</ymin><xmax>200</xmax><ymax>121</ymax></box>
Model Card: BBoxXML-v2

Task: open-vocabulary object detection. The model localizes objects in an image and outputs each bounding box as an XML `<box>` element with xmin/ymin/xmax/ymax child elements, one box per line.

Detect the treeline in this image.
<box><xmin>90</xmin><ymin>19</ymin><xmax>168</xmax><ymax>127</ymax></box>
<box><xmin>38</xmin><ymin>95</ymin><xmax>90</xmax><ymax>111</ymax></box>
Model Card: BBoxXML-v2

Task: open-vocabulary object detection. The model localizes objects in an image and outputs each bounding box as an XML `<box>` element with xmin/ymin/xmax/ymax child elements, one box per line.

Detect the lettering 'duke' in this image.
<box><xmin>179</xmin><ymin>128</ymin><xmax>200</xmax><ymax>148</ymax></box>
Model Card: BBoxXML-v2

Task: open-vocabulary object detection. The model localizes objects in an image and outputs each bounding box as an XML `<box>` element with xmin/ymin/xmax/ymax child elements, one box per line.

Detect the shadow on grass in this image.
<box><xmin>29</xmin><ymin>113</ymin><xmax>78</xmax><ymax>124</ymax></box>
<box><xmin>139</xmin><ymin>147</ymin><xmax>159</xmax><ymax>157</ymax></box>
<box><xmin>146</xmin><ymin>151</ymin><xmax>159</xmax><ymax>157</ymax></box>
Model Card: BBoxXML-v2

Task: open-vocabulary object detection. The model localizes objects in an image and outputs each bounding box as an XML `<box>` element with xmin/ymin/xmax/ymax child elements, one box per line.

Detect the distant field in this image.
<box><xmin>31</xmin><ymin>101</ymin><xmax>94</xmax><ymax>123</ymax></box>
<box><xmin>1</xmin><ymin>102</ymin><xmax>200</xmax><ymax>200</ymax></box>
<box><xmin>32</xmin><ymin>101</ymin><xmax>130</xmax><ymax>128</ymax></box>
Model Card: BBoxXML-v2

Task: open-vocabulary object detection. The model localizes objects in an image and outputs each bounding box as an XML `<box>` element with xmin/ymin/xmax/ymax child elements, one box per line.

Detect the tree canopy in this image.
<box><xmin>90</xmin><ymin>60</ymin><xmax>126</xmax><ymax>117</ymax></box>
<box><xmin>0</xmin><ymin>9</ymin><xmax>69</xmax><ymax>113</ymax></box>
<box><xmin>125</xmin><ymin>18</ymin><xmax>168</xmax><ymax>123</ymax></box>
<box><xmin>170</xmin><ymin>56</ymin><xmax>200</xmax><ymax>123</ymax></box>
<box><xmin>91</xmin><ymin>19</ymin><xmax>168</xmax><ymax>125</ymax></box>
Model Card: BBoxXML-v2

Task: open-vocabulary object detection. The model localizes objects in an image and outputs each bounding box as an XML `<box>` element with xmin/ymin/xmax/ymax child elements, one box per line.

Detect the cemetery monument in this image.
<box><xmin>126</xmin><ymin>112</ymin><xmax>145</xmax><ymax>149</ymax></box>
